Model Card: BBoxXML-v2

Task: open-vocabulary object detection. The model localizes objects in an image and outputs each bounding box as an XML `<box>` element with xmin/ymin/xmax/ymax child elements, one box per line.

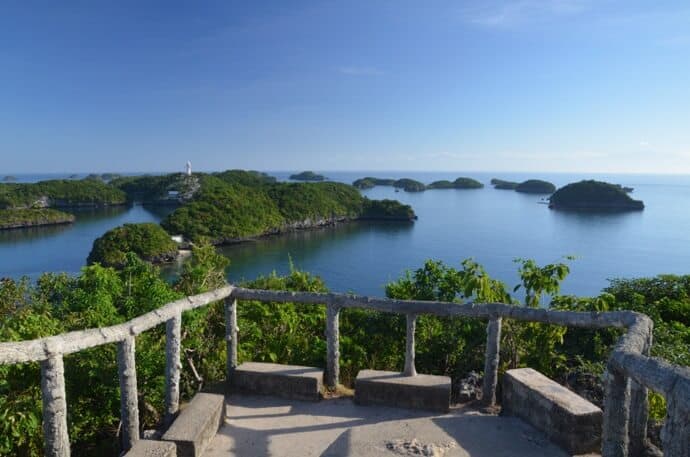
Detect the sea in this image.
<box><xmin>2</xmin><ymin>171</ymin><xmax>690</xmax><ymax>298</ymax></box>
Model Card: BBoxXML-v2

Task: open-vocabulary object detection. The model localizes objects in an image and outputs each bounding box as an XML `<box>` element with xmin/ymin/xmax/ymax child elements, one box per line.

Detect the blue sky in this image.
<box><xmin>2</xmin><ymin>1</ymin><xmax>690</xmax><ymax>174</ymax></box>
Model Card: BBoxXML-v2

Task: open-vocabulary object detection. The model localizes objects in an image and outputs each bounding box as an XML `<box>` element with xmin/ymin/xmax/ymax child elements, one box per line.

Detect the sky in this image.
<box><xmin>2</xmin><ymin>1</ymin><xmax>690</xmax><ymax>174</ymax></box>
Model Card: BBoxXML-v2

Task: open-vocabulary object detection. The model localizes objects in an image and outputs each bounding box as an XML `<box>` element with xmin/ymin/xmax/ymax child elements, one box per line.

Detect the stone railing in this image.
<box><xmin>0</xmin><ymin>285</ymin><xmax>688</xmax><ymax>457</ymax></box>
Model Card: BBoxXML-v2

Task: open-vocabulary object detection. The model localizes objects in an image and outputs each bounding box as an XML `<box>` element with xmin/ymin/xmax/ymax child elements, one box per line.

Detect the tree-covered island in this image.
<box><xmin>289</xmin><ymin>171</ymin><xmax>327</xmax><ymax>181</ymax></box>
<box><xmin>490</xmin><ymin>178</ymin><xmax>519</xmax><ymax>190</ymax></box>
<box><xmin>0</xmin><ymin>208</ymin><xmax>75</xmax><ymax>230</ymax></box>
<box><xmin>549</xmin><ymin>180</ymin><xmax>645</xmax><ymax>211</ymax></box>
<box><xmin>354</xmin><ymin>176</ymin><xmax>483</xmax><ymax>191</ymax></box>
<box><xmin>515</xmin><ymin>179</ymin><xmax>557</xmax><ymax>194</ymax></box>
<box><xmin>88</xmin><ymin>223</ymin><xmax>179</xmax><ymax>266</ymax></box>
<box><xmin>0</xmin><ymin>179</ymin><xmax>127</xmax><ymax>209</ymax></box>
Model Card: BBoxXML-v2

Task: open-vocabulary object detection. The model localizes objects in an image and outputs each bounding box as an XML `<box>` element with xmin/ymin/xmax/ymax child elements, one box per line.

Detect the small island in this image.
<box><xmin>2</xmin><ymin>175</ymin><xmax>17</xmax><ymax>182</ymax></box>
<box><xmin>491</xmin><ymin>178</ymin><xmax>518</xmax><ymax>190</ymax></box>
<box><xmin>352</xmin><ymin>177</ymin><xmax>396</xmax><ymax>189</ymax></box>
<box><xmin>88</xmin><ymin>223</ymin><xmax>179</xmax><ymax>266</ymax></box>
<box><xmin>515</xmin><ymin>179</ymin><xmax>556</xmax><ymax>194</ymax></box>
<box><xmin>428</xmin><ymin>177</ymin><xmax>483</xmax><ymax>189</ymax></box>
<box><xmin>0</xmin><ymin>208</ymin><xmax>75</xmax><ymax>230</ymax></box>
<box><xmin>290</xmin><ymin>171</ymin><xmax>326</xmax><ymax>181</ymax></box>
<box><xmin>393</xmin><ymin>178</ymin><xmax>426</xmax><ymax>192</ymax></box>
<box><xmin>549</xmin><ymin>180</ymin><xmax>644</xmax><ymax>212</ymax></box>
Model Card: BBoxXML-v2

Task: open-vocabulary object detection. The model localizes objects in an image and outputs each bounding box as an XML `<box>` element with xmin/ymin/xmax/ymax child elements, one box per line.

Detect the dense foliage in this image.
<box><xmin>490</xmin><ymin>178</ymin><xmax>518</xmax><ymax>190</ymax></box>
<box><xmin>0</xmin><ymin>180</ymin><xmax>126</xmax><ymax>209</ymax></box>
<box><xmin>0</xmin><ymin>248</ymin><xmax>688</xmax><ymax>455</ymax></box>
<box><xmin>549</xmin><ymin>180</ymin><xmax>645</xmax><ymax>211</ymax></box>
<box><xmin>514</xmin><ymin>179</ymin><xmax>556</xmax><ymax>194</ymax></box>
<box><xmin>0</xmin><ymin>208</ymin><xmax>75</xmax><ymax>229</ymax></box>
<box><xmin>87</xmin><ymin>223</ymin><xmax>178</xmax><ymax>267</ymax></box>
<box><xmin>289</xmin><ymin>171</ymin><xmax>326</xmax><ymax>181</ymax></box>
<box><xmin>161</xmin><ymin>180</ymin><xmax>284</xmax><ymax>243</ymax></box>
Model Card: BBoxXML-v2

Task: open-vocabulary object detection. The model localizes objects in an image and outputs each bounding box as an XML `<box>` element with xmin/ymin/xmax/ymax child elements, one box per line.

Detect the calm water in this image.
<box><xmin>3</xmin><ymin>171</ymin><xmax>690</xmax><ymax>297</ymax></box>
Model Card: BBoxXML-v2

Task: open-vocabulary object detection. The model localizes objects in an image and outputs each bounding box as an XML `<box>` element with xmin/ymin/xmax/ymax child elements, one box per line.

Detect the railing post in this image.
<box><xmin>602</xmin><ymin>367</ymin><xmax>631</xmax><ymax>457</ymax></box>
<box><xmin>403</xmin><ymin>313</ymin><xmax>417</xmax><ymax>376</ymax></box>
<box><xmin>117</xmin><ymin>336</ymin><xmax>139</xmax><ymax>451</ymax></box>
<box><xmin>41</xmin><ymin>352</ymin><xmax>70</xmax><ymax>457</ymax></box>
<box><xmin>661</xmin><ymin>393</ymin><xmax>690</xmax><ymax>457</ymax></box>
<box><xmin>628</xmin><ymin>333</ymin><xmax>652</xmax><ymax>456</ymax></box>
<box><xmin>164</xmin><ymin>313</ymin><xmax>182</xmax><ymax>427</ymax></box>
<box><xmin>325</xmin><ymin>302</ymin><xmax>340</xmax><ymax>389</ymax></box>
<box><xmin>482</xmin><ymin>317</ymin><xmax>502</xmax><ymax>407</ymax></box>
<box><xmin>225</xmin><ymin>297</ymin><xmax>238</xmax><ymax>383</ymax></box>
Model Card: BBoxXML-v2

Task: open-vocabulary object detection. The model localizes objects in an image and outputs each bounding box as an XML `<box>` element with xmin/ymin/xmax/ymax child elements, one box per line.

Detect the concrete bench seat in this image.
<box><xmin>502</xmin><ymin>368</ymin><xmax>603</xmax><ymax>454</ymax></box>
<box><xmin>123</xmin><ymin>440</ymin><xmax>176</xmax><ymax>457</ymax></box>
<box><xmin>231</xmin><ymin>362</ymin><xmax>323</xmax><ymax>401</ymax></box>
<box><xmin>162</xmin><ymin>392</ymin><xmax>225</xmax><ymax>457</ymax></box>
<box><xmin>354</xmin><ymin>369</ymin><xmax>451</xmax><ymax>413</ymax></box>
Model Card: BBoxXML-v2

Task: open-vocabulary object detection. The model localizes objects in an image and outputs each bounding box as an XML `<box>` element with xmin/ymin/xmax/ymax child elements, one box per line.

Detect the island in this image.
<box><xmin>0</xmin><ymin>179</ymin><xmax>127</xmax><ymax>209</ymax></box>
<box><xmin>515</xmin><ymin>179</ymin><xmax>556</xmax><ymax>194</ymax></box>
<box><xmin>0</xmin><ymin>208</ymin><xmax>75</xmax><ymax>230</ymax></box>
<box><xmin>161</xmin><ymin>177</ymin><xmax>416</xmax><ymax>244</ymax></box>
<box><xmin>352</xmin><ymin>177</ymin><xmax>396</xmax><ymax>189</ymax></box>
<box><xmin>427</xmin><ymin>177</ymin><xmax>483</xmax><ymax>189</ymax></box>
<box><xmin>393</xmin><ymin>178</ymin><xmax>426</xmax><ymax>192</ymax></box>
<box><xmin>2</xmin><ymin>175</ymin><xmax>17</xmax><ymax>182</ymax></box>
<box><xmin>549</xmin><ymin>180</ymin><xmax>644</xmax><ymax>211</ymax></box>
<box><xmin>289</xmin><ymin>171</ymin><xmax>326</xmax><ymax>181</ymax></box>
<box><xmin>88</xmin><ymin>222</ymin><xmax>179</xmax><ymax>266</ymax></box>
<box><xmin>490</xmin><ymin>178</ymin><xmax>518</xmax><ymax>190</ymax></box>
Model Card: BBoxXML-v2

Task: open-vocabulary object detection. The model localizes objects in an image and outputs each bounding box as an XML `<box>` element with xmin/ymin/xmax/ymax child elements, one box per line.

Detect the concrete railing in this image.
<box><xmin>1</xmin><ymin>285</ymin><xmax>688</xmax><ymax>457</ymax></box>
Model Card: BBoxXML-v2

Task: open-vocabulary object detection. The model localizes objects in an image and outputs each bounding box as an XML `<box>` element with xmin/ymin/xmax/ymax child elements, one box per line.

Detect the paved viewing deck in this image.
<box><xmin>204</xmin><ymin>394</ymin><xmax>582</xmax><ymax>457</ymax></box>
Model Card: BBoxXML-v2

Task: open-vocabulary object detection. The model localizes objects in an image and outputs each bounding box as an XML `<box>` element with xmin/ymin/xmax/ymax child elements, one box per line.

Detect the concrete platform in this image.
<box><xmin>123</xmin><ymin>440</ymin><xmax>176</xmax><ymax>457</ymax></box>
<box><xmin>162</xmin><ymin>392</ymin><xmax>225</xmax><ymax>457</ymax></box>
<box><xmin>204</xmin><ymin>394</ymin><xmax>580</xmax><ymax>457</ymax></box>
<box><xmin>502</xmin><ymin>368</ymin><xmax>603</xmax><ymax>455</ymax></box>
<box><xmin>231</xmin><ymin>362</ymin><xmax>323</xmax><ymax>401</ymax></box>
<box><xmin>354</xmin><ymin>369</ymin><xmax>451</xmax><ymax>413</ymax></box>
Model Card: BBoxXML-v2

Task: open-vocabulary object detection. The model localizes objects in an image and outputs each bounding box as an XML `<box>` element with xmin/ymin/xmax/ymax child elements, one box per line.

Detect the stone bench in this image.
<box><xmin>123</xmin><ymin>440</ymin><xmax>176</xmax><ymax>457</ymax></box>
<box><xmin>231</xmin><ymin>362</ymin><xmax>323</xmax><ymax>401</ymax></box>
<box><xmin>354</xmin><ymin>369</ymin><xmax>451</xmax><ymax>413</ymax></box>
<box><xmin>502</xmin><ymin>368</ymin><xmax>603</xmax><ymax>454</ymax></box>
<box><xmin>161</xmin><ymin>392</ymin><xmax>225</xmax><ymax>457</ymax></box>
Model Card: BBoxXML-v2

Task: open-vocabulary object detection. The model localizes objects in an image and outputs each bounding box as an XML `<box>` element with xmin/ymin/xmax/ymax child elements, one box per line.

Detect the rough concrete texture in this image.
<box><xmin>355</xmin><ymin>369</ymin><xmax>451</xmax><ymax>413</ymax></box>
<box><xmin>162</xmin><ymin>392</ymin><xmax>224</xmax><ymax>457</ymax></box>
<box><xmin>123</xmin><ymin>440</ymin><xmax>177</xmax><ymax>457</ymax></box>
<box><xmin>204</xmin><ymin>394</ymin><xmax>580</xmax><ymax>457</ymax></box>
<box><xmin>231</xmin><ymin>362</ymin><xmax>323</xmax><ymax>401</ymax></box>
<box><xmin>502</xmin><ymin>368</ymin><xmax>603</xmax><ymax>455</ymax></box>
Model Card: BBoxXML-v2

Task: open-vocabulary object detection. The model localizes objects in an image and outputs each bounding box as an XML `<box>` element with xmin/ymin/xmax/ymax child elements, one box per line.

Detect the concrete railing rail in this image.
<box><xmin>0</xmin><ymin>285</ymin><xmax>688</xmax><ymax>457</ymax></box>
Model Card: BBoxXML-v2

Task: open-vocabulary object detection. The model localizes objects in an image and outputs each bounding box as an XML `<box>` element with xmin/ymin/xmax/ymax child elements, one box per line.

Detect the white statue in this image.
<box><xmin>185</xmin><ymin>161</ymin><xmax>192</xmax><ymax>176</ymax></box>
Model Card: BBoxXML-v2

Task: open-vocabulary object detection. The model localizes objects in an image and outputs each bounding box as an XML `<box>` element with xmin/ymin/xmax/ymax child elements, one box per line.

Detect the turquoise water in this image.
<box><xmin>2</xmin><ymin>172</ymin><xmax>690</xmax><ymax>297</ymax></box>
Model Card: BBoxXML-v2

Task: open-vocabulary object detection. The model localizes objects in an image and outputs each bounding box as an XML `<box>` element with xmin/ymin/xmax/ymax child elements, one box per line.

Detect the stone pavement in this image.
<box><xmin>205</xmin><ymin>394</ymin><xmax>593</xmax><ymax>457</ymax></box>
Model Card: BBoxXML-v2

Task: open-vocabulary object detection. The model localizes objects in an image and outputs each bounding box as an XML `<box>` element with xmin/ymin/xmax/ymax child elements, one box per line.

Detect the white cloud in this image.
<box><xmin>338</xmin><ymin>66</ymin><xmax>383</xmax><ymax>76</ymax></box>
